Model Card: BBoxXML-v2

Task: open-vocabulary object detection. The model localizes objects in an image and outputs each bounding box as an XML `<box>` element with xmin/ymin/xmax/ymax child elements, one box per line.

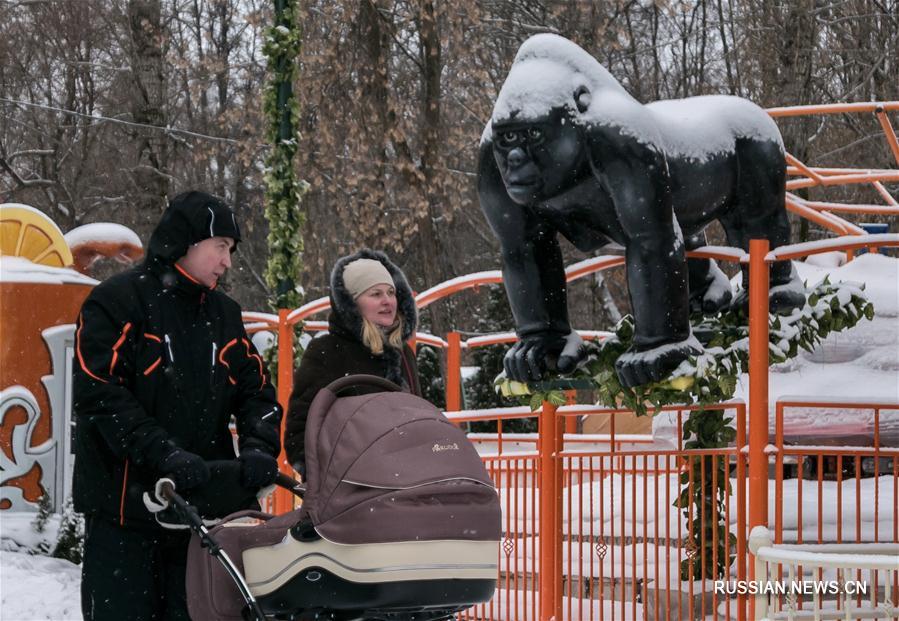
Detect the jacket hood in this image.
<box><xmin>328</xmin><ymin>249</ymin><xmax>417</xmax><ymax>343</ymax></box>
<box><xmin>146</xmin><ymin>191</ymin><xmax>241</xmax><ymax>269</ymax></box>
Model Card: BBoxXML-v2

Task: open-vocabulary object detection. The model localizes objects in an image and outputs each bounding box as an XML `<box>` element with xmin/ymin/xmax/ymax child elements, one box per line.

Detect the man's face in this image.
<box><xmin>176</xmin><ymin>236</ymin><xmax>235</xmax><ymax>288</ymax></box>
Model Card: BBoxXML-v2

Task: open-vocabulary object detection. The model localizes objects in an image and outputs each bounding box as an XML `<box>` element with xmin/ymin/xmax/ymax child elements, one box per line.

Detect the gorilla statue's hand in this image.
<box><xmin>504</xmin><ymin>330</ymin><xmax>586</xmax><ymax>383</ymax></box>
<box><xmin>614</xmin><ymin>336</ymin><xmax>702</xmax><ymax>389</ymax></box>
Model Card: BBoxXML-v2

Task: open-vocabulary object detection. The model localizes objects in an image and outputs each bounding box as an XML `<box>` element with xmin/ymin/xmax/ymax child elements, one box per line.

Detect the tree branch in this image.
<box><xmin>0</xmin><ymin>157</ymin><xmax>55</xmax><ymax>189</ymax></box>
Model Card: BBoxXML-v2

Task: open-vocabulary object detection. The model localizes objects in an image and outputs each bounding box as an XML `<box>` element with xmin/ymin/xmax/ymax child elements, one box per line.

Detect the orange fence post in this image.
<box><xmin>539</xmin><ymin>401</ymin><xmax>563</xmax><ymax>621</ymax></box>
<box><xmin>748</xmin><ymin>239</ymin><xmax>770</xmax><ymax>617</ymax></box>
<box><xmin>564</xmin><ymin>390</ymin><xmax>578</xmax><ymax>434</ymax></box>
<box><xmin>273</xmin><ymin>308</ymin><xmax>294</xmax><ymax>514</ymax></box>
<box><xmin>736</xmin><ymin>403</ymin><xmax>748</xmax><ymax>621</ymax></box>
<box><xmin>445</xmin><ymin>331</ymin><xmax>462</xmax><ymax>411</ymax></box>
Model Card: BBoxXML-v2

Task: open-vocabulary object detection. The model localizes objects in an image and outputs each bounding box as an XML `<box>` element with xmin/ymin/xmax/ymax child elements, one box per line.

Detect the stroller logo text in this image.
<box><xmin>432</xmin><ymin>442</ymin><xmax>460</xmax><ymax>453</ymax></box>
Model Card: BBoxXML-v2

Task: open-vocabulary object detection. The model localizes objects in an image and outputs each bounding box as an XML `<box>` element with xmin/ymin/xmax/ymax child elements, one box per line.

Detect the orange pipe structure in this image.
<box><xmin>785</xmin><ymin>152</ymin><xmax>826</xmax><ymax>186</ymax></box>
<box><xmin>273</xmin><ymin>308</ymin><xmax>296</xmax><ymax>513</ymax></box>
<box><xmin>766</xmin><ymin>101</ymin><xmax>899</xmax><ymax>116</ymax></box>
<box><xmin>800</xmin><ymin>200</ymin><xmax>899</xmax><ymax>215</ymax></box>
<box><xmin>538</xmin><ymin>400</ymin><xmax>563</xmax><ymax>621</ymax></box>
<box><xmin>784</xmin><ymin>194</ymin><xmax>861</xmax><ymax>236</ymax></box>
<box><xmin>874</xmin><ymin>181</ymin><xmax>899</xmax><ymax>206</ymax></box>
<box><xmin>766</xmin><ymin>234</ymin><xmax>899</xmax><ymax>261</ymax></box>
<box><xmin>875</xmin><ymin>107</ymin><xmax>899</xmax><ymax>167</ymax></box>
<box><xmin>445</xmin><ymin>331</ymin><xmax>462</xmax><ymax>412</ymax></box>
<box><xmin>786</xmin><ymin>170</ymin><xmax>899</xmax><ymax>190</ymax></box>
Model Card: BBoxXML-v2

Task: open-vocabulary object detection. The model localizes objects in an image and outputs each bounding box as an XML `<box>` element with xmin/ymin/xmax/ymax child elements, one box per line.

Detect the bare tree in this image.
<box><xmin>126</xmin><ymin>0</ymin><xmax>170</xmax><ymax>229</ymax></box>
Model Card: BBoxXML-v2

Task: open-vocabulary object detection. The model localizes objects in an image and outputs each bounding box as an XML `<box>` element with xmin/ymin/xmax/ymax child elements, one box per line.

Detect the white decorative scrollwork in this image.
<box><xmin>0</xmin><ymin>385</ymin><xmax>55</xmax><ymax>510</ymax></box>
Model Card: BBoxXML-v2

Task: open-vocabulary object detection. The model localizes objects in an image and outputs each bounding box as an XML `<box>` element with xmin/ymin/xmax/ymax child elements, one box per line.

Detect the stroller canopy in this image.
<box><xmin>300</xmin><ymin>375</ymin><xmax>501</xmax><ymax>545</ymax></box>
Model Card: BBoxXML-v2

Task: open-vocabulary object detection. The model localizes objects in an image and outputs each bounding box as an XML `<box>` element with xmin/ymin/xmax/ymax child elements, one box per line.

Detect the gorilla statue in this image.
<box><xmin>478</xmin><ymin>34</ymin><xmax>804</xmax><ymax>388</ymax></box>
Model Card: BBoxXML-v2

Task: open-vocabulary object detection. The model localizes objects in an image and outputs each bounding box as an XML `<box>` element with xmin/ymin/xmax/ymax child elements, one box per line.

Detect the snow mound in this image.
<box><xmin>0</xmin><ymin>256</ymin><xmax>97</xmax><ymax>285</ymax></box>
<box><xmin>0</xmin><ymin>550</ymin><xmax>82</xmax><ymax>621</ymax></box>
<box><xmin>64</xmin><ymin>222</ymin><xmax>141</xmax><ymax>249</ymax></box>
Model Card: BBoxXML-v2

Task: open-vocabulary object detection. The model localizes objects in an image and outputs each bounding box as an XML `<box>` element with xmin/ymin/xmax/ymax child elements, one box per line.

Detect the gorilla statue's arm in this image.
<box><xmin>591</xmin><ymin>134</ymin><xmax>699</xmax><ymax>386</ymax></box>
<box><xmin>477</xmin><ymin>141</ymin><xmax>580</xmax><ymax>381</ymax></box>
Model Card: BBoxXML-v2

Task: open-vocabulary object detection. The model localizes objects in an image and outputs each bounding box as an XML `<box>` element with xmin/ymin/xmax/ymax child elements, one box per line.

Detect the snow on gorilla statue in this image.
<box><xmin>478</xmin><ymin>34</ymin><xmax>804</xmax><ymax>389</ymax></box>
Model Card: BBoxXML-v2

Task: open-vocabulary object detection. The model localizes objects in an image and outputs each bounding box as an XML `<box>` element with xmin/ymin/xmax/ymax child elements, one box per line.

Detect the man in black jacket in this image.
<box><xmin>73</xmin><ymin>191</ymin><xmax>282</xmax><ymax>621</ymax></box>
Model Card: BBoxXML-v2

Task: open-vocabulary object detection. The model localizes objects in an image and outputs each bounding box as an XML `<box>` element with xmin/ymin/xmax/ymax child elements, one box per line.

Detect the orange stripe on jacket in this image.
<box><xmin>109</xmin><ymin>323</ymin><xmax>133</xmax><ymax>376</ymax></box>
<box><xmin>219</xmin><ymin>338</ymin><xmax>239</xmax><ymax>367</ymax></box>
<box><xmin>143</xmin><ymin>357</ymin><xmax>162</xmax><ymax>376</ymax></box>
<box><xmin>76</xmin><ymin>313</ymin><xmax>108</xmax><ymax>384</ymax></box>
<box><xmin>219</xmin><ymin>338</ymin><xmax>239</xmax><ymax>384</ymax></box>
<box><xmin>119</xmin><ymin>459</ymin><xmax>129</xmax><ymax>526</ymax></box>
<box><xmin>174</xmin><ymin>263</ymin><xmax>201</xmax><ymax>285</ymax></box>
<box><xmin>242</xmin><ymin>338</ymin><xmax>266</xmax><ymax>387</ymax></box>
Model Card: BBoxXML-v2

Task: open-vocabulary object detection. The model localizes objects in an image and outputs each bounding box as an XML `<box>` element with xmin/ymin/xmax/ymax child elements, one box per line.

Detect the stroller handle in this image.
<box><xmin>275</xmin><ymin>471</ymin><xmax>305</xmax><ymax>498</ymax></box>
<box><xmin>325</xmin><ymin>374</ymin><xmax>402</xmax><ymax>395</ymax></box>
<box><xmin>155</xmin><ymin>480</ymin><xmax>268</xmax><ymax>621</ymax></box>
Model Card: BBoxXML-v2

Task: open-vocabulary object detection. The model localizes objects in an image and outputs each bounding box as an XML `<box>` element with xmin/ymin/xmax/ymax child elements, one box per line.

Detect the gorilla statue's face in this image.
<box><xmin>491</xmin><ymin>108</ymin><xmax>588</xmax><ymax>205</ymax></box>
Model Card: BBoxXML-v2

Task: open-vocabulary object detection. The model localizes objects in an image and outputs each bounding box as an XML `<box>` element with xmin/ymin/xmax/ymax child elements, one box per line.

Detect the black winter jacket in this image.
<box><xmin>72</xmin><ymin>197</ymin><xmax>281</xmax><ymax>528</ymax></box>
<box><xmin>284</xmin><ymin>250</ymin><xmax>421</xmax><ymax>469</ymax></box>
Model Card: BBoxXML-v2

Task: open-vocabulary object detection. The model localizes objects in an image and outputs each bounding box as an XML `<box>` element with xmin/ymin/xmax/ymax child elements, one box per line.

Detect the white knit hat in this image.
<box><xmin>343</xmin><ymin>258</ymin><xmax>395</xmax><ymax>299</ymax></box>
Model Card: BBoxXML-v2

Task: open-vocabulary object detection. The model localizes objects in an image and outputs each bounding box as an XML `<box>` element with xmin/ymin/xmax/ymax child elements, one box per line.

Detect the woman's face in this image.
<box><xmin>356</xmin><ymin>283</ymin><xmax>398</xmax><ymax>328</ymax></box>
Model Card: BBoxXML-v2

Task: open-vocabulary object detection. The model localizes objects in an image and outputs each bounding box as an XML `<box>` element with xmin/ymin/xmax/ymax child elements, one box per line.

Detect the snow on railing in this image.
<box><xmin>765</xmin><ymin>234</ymin><xmax>899</xmax><ymax>261</ymax></box>
<box><xmin>749</xmin><ymin>526</ymin><xmax>899</xmax><ymax>621</ymax></box>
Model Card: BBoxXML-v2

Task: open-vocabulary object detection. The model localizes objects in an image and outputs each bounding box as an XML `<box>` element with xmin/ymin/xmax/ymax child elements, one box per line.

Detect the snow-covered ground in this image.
<box><xmin>1</xmin><ymin>514</ymin><xmax>81</xmax><ymax>621</ymax></box>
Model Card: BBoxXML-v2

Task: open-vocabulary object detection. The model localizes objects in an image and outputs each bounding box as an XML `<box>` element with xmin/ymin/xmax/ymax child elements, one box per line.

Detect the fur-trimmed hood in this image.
<box><xmin>328</xmin><ymin>249</ymin><xmax>417</xmax><ymax>343</ymax></box>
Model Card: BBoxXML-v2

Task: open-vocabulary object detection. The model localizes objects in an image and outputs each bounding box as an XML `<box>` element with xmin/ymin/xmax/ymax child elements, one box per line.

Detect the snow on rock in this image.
<box><xmin>1</xmin><ymin>512</ymin><xmax>60</xmax><ymax>551</ymax></box>
<box><xmin>819</xmin><ymin>252</ymin><xmax>899</xmax><ymax>316</ymax></box>
<box><xmin>64</xmin><ymin>222</ymin><xmax>141</xmax><ymax>249</ymax></box>
<box><xmin>0</xmin><ymin>256</ymin><xmax>97</xmax><ymax>286</ymax></box>
<box><xmin>804</xmin><ymin>251</ymin><xmax>847</xmax><ymax>268</ymax></box>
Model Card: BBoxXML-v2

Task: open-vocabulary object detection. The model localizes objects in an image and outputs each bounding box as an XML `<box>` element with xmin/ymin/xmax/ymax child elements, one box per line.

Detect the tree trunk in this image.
<box><xmin>127</xmin><ymin>0</ymin><xmax>169</xmax><ymax>232</ymax></box>
<box><xmin>415</xmin><ymin>0</ymin><xmax>453</xmax><ymax>336</ymax></box>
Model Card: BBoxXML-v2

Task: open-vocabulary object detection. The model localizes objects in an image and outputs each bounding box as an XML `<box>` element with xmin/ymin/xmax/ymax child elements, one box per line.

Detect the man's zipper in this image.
<box><xmin>164</xmin><ymin>334</ymin><xmax>175</xmax><ymax>363</ymax></box>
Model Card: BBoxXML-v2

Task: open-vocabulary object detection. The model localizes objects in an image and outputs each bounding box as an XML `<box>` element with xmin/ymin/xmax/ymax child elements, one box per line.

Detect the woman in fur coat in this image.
<box><xmin>284</xmin><ymin>249</ymin><xmax>422</xmax><ymax>475</ymax></box>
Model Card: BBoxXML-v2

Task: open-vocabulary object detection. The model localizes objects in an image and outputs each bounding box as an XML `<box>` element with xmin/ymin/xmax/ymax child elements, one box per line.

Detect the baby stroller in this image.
<box><xmin>159</xmin><ymin>375</ymin><xmax>501</xmax><ymax>621</ymax></box>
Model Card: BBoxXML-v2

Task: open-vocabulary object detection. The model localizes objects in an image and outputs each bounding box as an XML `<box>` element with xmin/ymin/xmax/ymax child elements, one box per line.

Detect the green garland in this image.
<box><xmin>262</xmin><ymin>1</ymin><xmax>308</xmax><ymax>377</ymax></box>
<box><xmin>498</xmin><ymin>277</ymin><xmax>874</xmax><ymax>416</ymax></box>
<box><xmin>263</xmin><ymin>0</ymin><xmax>308</xmax><ymax>311</ymax></box>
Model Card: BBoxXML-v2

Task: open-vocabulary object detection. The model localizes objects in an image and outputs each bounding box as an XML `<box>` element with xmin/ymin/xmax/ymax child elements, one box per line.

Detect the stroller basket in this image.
<box><xmin>185</xmin><ymin>375</ymin><xmax>501</xmax><ymax>621</ymax></box>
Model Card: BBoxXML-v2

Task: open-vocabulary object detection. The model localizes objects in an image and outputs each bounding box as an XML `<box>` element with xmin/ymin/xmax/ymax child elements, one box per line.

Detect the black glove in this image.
<box><xmin>238</xmin><ymin>449</ymin><xmax>279</xmax><ymax>489</ymax></box>
<box><xmin>157</xmin><ymin>449</ymin><xmax>210</xmax><ymax>491</ymax></box>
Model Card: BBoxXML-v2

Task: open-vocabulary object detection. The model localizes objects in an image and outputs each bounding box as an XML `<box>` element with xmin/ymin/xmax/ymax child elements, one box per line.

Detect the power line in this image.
<box><xmin>1</xmin><ymin>97</ymin><xmax>479</xmax><ymax>177</ymax></box>
<box><xmin>0</xmin><ymin>97</ymin><xmax>249</xmax><ymax>146</ymax></box>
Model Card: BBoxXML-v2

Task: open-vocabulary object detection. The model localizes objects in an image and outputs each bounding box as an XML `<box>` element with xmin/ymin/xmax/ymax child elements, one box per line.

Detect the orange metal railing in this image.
<box><xmin>449</xmin><ymin>402</ymin><xmax>748</xmax><ymax>621</ymax></box>
<box><xmin>768</xmin><ymin>399</ymin><xmax>899</xmax><ymax>616</ymax></box>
